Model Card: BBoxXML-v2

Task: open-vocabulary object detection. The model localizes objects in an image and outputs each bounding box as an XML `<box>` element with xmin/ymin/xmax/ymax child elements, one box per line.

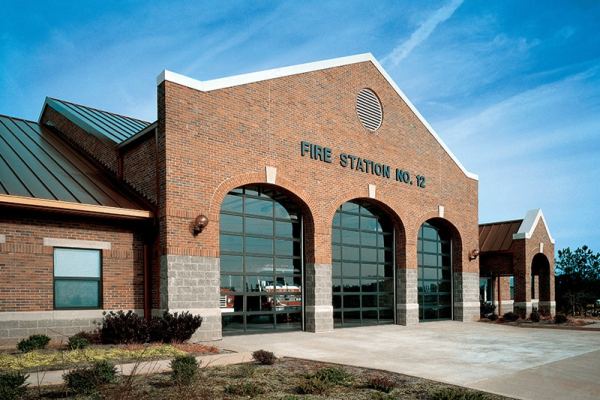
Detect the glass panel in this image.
<box><xmin>221</xmin><ymin>255</ymin><xmax>243</xmax><ymax>273</ymax></box>
<box><xmin>423</xmin><ymin>240</ymin><xmax>439</xmax><ymax>253</ymax></box>
<box><xmin>246</xmin><ymin>295</ymin><xmax>273</xmax><ymax>312</ymax></box>
<box><xmin>246</xmin><ymin>256</ymin><xmax>273</xmax><ymax>274</ymax></box>
<box><xmin>245</xmin><ymin>197</ymin><xmax>273</xmax><ymax>217</ymax></box>
<box><xmin>361</xmin><ymin>278</ymin><xmax>378</xmax><ymax>292</ymax></box>
<box><xmin>245</xmin><ymin>276</ymin><xmax>269</xmax><ymax>292</ymax></box>
<box><xmin>245</xmin><ymin>217</ymin><xmax>273</xmax><ymax>236</ymax></box>
<box><xmin>245</xmin><ymin>237</ymin><xmax>272</xmax><ymax>255</ymax></box>
<box><xmin>343</xmin><ymin>279</ymin><xmax>360</xmax><ymax>292</ymax></box>
<box><xmin>274</xmin><ymin>202</ymin><xmax>291</xmax><ymax>219</ymax></box>
<box><xmin>221</xmin><ymin>235</ymin><xmax>243</xmax><ymax>253</ymax></box>
<box><xmin>343</xmin><ymin>295</ymin><xmax>360</xmax><ymax>308</ymax></box>
<box><xmin>221</xmin><ymin>195</ymin><xmax>243</xmax><ymax>213</ymax></box>
<box><xmin>332</xmin><ymin>279</ymin><xmax>342</xmax><ymax>292</ymax></box>
<box><xmin>275</xmin><ymin>221</ymin><xmax>293</xmax><ymax>238</ymax></box>
<box><xmin>342</xmin><ymin>202</ymin><xmax>359</xmax><ymax>213</ymax></box>
<box><xmin>342</xmin><ymin>262</ymin><xmax>360</xmax><ymax>276</ymax></box>
<box><xmin>361</xmin><ymin>232</ymin><xmax>377</xmax><ymax>247</ymax></box>
<box><xmin>362</xmin><ymin>295</ymin><xmax>377</xmax><ymax>307</ymax></box>
<box><xmin>342</xmin><ymin>246</ymin><xmax>359</xmax><ymax>261</ymax></box>
<box><xmin>54</xmin><ymin>280</ymin><xmax>99</xmax><ymax>308</ymax></box>
<box><xmin>341</xmin><ymin>213</ymin><xmax>359</xmax><ymax>229</ymax></box>
<box><xmin>360</xmin><ymin>216</ymin><xmax>378</xmax><ymax>232</ymax></box>
<box><xmin>220</xmin><ymin>275</ymin><xmax>243</xmax><ymax>292</ymax></box>
<box><xmin>245</xmin><ymin>314</ymin><xmax>275</xmax><ymax>331</ymax></box>
<box><xmin>220</xmin><ymin>214</ymin><xmax>243</xmax><ymax>233</ymax></box>
<box><xmin>274</xmin><ymin>239</ymin><xmax>293</xmax><ymax>255</ymax></box>
<box><xmin>361</xmin><ymin>263</ymin><xmax>378</xmax><ymax>277</ymax></box>
<box><xmin>341</xmin><ymin>229</ymin><xmax>360</xmax><ymax>245</ymax></box>
<box><xmin>332</xmin><ymin>262</ymin><xmax>341</xmax><ymax>276</ymax></box>
<box><xmin>343</xmin><ymin>310</ymin><xmax>361</xmax><ymax>325</ymax></box>
<box><xmin>275</xmin><ymin>258</ymin><xmax>300</xmax><ymax>274</ymax></box>
<box><xmin>54</xmin><ymin>248</ymin><xmax>100</xmax><ymax>278</ymax></box>
<box><xmin>362</xmin><ymin>248</ymin><xmax>377</xmax><ymax>263</ymax></box>
<box><xmin>222</xmin><ymin>315</ymin><xmax>244</xmax><ymax>331</ymax></box>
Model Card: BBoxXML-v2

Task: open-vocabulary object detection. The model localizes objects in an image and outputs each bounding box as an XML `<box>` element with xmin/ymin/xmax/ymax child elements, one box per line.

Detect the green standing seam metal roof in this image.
<box><xmin>0</xmin><ymin>114</ymin><xmax>146</xmax><ymax>210</ymax></box>
<box><xmin>42</xmin><ymin>97</ymin><xmax>151</xmax><ymax>143</ymax></box>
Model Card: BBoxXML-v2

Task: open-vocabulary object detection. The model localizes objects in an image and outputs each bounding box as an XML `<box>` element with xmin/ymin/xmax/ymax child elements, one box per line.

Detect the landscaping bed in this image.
<box><xmin>0</xmin><ymin>342</ymin><xmax>219</xmax><ymax>372</ymax></box>
<box><xmin>20</xmin><ymin>357</ymin><xmax>512</xmax><ymax>400</ymax></box>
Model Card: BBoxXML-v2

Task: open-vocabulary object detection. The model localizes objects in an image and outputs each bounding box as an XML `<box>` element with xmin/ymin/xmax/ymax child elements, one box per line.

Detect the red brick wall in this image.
<box><xmin>0</xmin><ymin>210</ymin><xmax>146</xmax><ymax>312</ymax></box>
<box><xmin>121</xmin><ymin>134</ymin><xmax>158</xmax><ymax>204</ymax></box>
<box><xmin>157</xmin><ymin>61</ymin><xmax>479</xmax><ymax>275</ymax></box>
<box><xmin>41</xmin><ymin>106</ymin><xmax>119</xmax><ymax>174</ymax></box>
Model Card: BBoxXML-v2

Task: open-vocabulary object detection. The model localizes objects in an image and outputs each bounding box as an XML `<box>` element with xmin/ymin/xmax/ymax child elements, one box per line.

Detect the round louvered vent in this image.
<box><xmin>356</xmin><ymin>88</ymin><xmax>383</xmax><ymax>131</ymax></box>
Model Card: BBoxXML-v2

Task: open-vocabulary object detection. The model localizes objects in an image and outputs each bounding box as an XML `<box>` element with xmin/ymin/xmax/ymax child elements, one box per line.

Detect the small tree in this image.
<box><xmin>555</xmin><ymin>246</ymin><xmax>600</xmax><ymax>315</ymax></box>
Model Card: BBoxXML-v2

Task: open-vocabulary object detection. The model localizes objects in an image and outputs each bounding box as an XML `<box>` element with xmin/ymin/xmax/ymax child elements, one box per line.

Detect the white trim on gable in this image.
<box><xmin>157</xmin><ymin>53</ymin><xmax>478</xmax><ymax>181</ymax></box>
<box><xmin>512</xmin><ymin>209</ymin><xmax>555</xmax><ymax>244</ymax></box>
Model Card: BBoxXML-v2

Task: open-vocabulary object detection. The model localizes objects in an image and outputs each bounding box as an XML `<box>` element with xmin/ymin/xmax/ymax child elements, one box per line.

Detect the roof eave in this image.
<box><xmin>0</xmin><ymin>194</ymin><xmax>153</xmax><ymax>220</ymax></box>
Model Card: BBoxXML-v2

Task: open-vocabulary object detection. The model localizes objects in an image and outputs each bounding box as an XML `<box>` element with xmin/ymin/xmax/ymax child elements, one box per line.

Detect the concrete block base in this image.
<box><xmin>514</xmin><ymin>302</ymin><xmax>532</xmax><ymax>318</ymax></box>
<box><xmin>396</xmin><ymin>304</ymin><xmax>419</xmax><ymax>325</ymax></box>
<box><xmin>305</xmin><ymin>305</ymin><xmax>333</xmax><ymax>332</ymax></box>
<box><xmin>538</xmin><ymin>301</ymin><xmax>556</xmax><ymax>316</ymax></box>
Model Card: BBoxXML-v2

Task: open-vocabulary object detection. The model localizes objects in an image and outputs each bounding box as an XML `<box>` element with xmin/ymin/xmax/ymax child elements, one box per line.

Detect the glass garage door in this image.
<box><xmin>219</xmin><ymin>185</ymin><xmax>303</xmax><ymax>334</ymax></box>
<box><xmin>332</xmin><ymin>201</ymin><xmax>395</xmax><ymax>327</ymax></box>
<box><xmin>417</xmin><ymin>222</ymin><xmax>452</xmax><ymax>321</ymax></box>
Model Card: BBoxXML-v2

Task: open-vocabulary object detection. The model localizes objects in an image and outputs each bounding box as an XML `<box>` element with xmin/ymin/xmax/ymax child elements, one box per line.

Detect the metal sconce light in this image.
<box><xmin>192</xmin><ymin>214</ymin><xmax>209</xmax><ymax>235</ymax></box>
<box><xmin>469</xmin><ymin>249</ymin><xmax>480</xmax><ymax>261</ymax></box>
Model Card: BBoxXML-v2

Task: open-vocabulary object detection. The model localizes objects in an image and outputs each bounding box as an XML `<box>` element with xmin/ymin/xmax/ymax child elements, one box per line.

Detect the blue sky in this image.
<box><xmin>1</xmin><ymin>1</ymin><xmax>599</xmax><ymax>251</ymax></box>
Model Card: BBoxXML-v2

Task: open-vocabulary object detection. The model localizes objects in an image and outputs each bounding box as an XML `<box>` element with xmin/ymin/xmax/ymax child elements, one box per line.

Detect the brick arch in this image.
<box><xmin>531</xmin><ymin>252</ymin><xmax>551</xmax><ymax>303</ymax></box>
<box><xmin>207</xmin><ymin>171</ymin><xmax>319</xmax><ymax>263</ymax></box>
<box><xmin>327</xmin><ymin>195</ymin><xmax>407</xmax><ymax>270</ymax></box>
<box><xmin>413</xmin><ymin>211</ymin><xmax>464</xmax><ymax>274</ymax></box>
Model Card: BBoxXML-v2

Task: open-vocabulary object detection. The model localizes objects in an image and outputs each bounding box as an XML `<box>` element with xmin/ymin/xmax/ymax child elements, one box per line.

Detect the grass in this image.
<box><xmin>21</xmin><ymin>358</ymin><xmax>513</xmax><ymax>400</ymax></box>
<box><xmin>0</xmin><ymin>343</ymin><xmax>218</xmax><ymax>372</ymax></box>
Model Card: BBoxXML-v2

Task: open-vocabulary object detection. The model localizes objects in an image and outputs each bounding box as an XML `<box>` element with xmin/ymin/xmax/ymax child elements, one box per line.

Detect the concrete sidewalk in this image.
<box><xmin>26</xmin><ymin>351</ymin><xmax>253</xmax><ymax>387</ymax></box>
<box><xmin>219</xmin><ymin>321</ymin><xmax>600</xmax><ymax>400</ymax></box>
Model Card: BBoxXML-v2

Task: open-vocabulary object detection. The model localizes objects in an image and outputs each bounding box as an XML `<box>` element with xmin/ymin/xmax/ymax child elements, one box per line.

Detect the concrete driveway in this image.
<box><xmin>219</xmin><ymin>322</ymin><xmax>600</xmax><ymax>400</ymax></box>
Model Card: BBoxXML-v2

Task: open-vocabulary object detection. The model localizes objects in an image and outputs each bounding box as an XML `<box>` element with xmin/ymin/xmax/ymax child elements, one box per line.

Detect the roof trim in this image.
<box><xmin>118</xmin><ymin>121</ymin><xmax>158</xmax><ymax>149</ymax></box>
<box><xmin>0</xmin><ymin>194</ymin><xmax>153</xmax><ymax>220</ymax></box>
<box><xmin>157</xmin><ymin>53</ymin><xmax>478</xmax><ymax>180</ymax></box>
<box><xmin>513</xmin><ymin>209</ymin><xmax>555</xmax><ymax>244</ymax></box>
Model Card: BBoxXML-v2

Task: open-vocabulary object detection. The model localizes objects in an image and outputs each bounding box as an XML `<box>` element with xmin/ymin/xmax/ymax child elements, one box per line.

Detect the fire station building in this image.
<box><xmin>0</xmin><ymin>54</ymin><xmax>555</xmax><ymax>342</ymax></box>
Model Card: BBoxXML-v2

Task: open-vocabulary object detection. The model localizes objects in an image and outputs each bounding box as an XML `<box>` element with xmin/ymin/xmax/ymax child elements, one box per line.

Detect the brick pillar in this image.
<box><xmin>304</xmin><ymin>263</ymin><xmax>333</xmax><ymax>332</ymax></box>
<box><xmin>514</xmin><ymin>266</ymin><xmax>532</xmax><ymax>318</ymax></box>
<box><xmin>538</xmin><ymin>258</ymin><xmax>555</xmax><ymax>316</ymax></box>
<box><xmin>159</xmin><ymin>255</ymin><xmax>221</xmax><ymax>341</ymax></box>
<box><xmin>453</xmin><ymin>272</ymin><xmax>479</xmax><ymax>321</ymax></box>
<box><xmin>396</xmin><ymin>268</ymin><xmax>418</xmax><ymax>325</ymax></box>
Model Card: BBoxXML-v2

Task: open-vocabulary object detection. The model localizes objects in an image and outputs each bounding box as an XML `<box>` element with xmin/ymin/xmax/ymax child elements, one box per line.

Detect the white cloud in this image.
<box><xmin>381</xmin><ymin>0</ymin><xmax>463</xmax><ymax>67</ymax></box>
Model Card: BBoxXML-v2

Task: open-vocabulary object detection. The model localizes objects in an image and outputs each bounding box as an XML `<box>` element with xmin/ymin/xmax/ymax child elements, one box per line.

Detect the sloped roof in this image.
<box><xmin>41</xmin><ymin>97</ymin><xmax>151</xmax><ymax>143</ymax></box>
<box><xmin>0</xmin><ymin>114</ymin><xmax>151</xmax><ymax>218</ymax></box>
<box><xmin>479</xmin><ymin>219</ymin><xmax>522</xmax><ymax>252</ymax></box>
<box><xmin>156</xmin><ymin>53</ymin><xmax>478</xmax><ymax>181</ymax></box>
<box><xmin>513</xmin><ymin>208</ymin><xmax>555</xmax><ymax>244</ymax></box>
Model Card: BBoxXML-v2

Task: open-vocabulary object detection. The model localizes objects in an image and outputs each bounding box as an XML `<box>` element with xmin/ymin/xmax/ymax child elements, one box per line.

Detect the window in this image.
<box><xmin>509</xmin><ymin>276</ymin><xmax>515</xmax><ymax>300</ymax></box>
<box><xmin>54</xmin><ymin>248</ymin><xmax>102</xmax><ymax>309</ymax></box>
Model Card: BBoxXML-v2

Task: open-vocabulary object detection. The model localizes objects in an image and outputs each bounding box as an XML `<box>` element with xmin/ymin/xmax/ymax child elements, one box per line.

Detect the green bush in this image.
<box><xmin>67</xmin><ymin>335</ymin><xmax>90</xmax><ymax>350</ymax></box>
<box><xmin>72</xmin><ymin>330</ymin><xmax>102</xmax><ymax>344</ymax></box>
<box><xmin>554</xmin><ymin>313</ymin><xmax>568</xmax><ymax>324</ymax></box>
<box><xmin>149</xmin><ymin>311</ymin><xmax>203</xmax><ymax>343</ymax></box>
<box><xmin>530</xmin><ymin>309</ymin><xmax>541</xmax><ymax>322</ymax></box>
<box><xmin>366</xmin><ymin>374</ymin><xmax>396</xmax><ymax>393</ymax></box>
<box><xmin>63</xmin><ymin>361</ymin><xmax>117</xmax><ymax>394</ymax></box>
<box><xmin>502</xmin><ymin>311</ymin><xmax>519</xmax><ymax>322</ymax></box>
<box><xmin>297</xmin><ymin>375</ymin><xmax>331</xmax><ymax>395</ymax></box>
<box><xmin>170</xmin><ymin>355</ymin><xmax>198</xmax><ymax>385</ymax></box>
<box><xmin>17</xmin><ymin>334</ymin><xmax>51</xmax><ymax>353</ymax></box>
<box><xmin>0</xmin><ymin>371</ymin><xmax>29</xmax><ymax>400</ymax></box>
<box><xmin>431</xmin><ymin>387</ymin><xmax>490</xmax><ymax>400</ymax></box>
<box><xmin>224</xmin><ymin>381</ymin><xmax>265</xmax><ymax>396</ymax></box>
<box><xmin>252</xmin><ymin>349</ymin><xmax>277</xmax><ymax>365</ymax></box>
<box><xmin>100</xmin><ymin>310</ymin><xmax>148</xmax><ymax>344</ymax></box>
<box><xmin>313</xmin><ymin>366</ymin><xmax>353</xmax><ymax>385</ymax></box>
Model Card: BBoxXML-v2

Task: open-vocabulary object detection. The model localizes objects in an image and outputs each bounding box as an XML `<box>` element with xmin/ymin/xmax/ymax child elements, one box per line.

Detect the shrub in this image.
<box><xmin>297</xmin><ymin>375</ymin><xmax>331</xmax><ymax>395</ymax></box>
<box><xmin>224</xmin><ymin>381</ymin><xmax>265</xmax><ymax>396</ymax></box>
<box><xmin>479</xmin><ymin>301</ymin><xmax>496</xmax><ymax>318</ymax></box>
<box><xmin>488</xmin><ymin>313</ymin><xmax>498</xmax><ymax>321</ymax></box>
<box><xmin>100</xmin><ymin>310</ymin><xmax>148</xmax><ymax>344</ymax></box>
<box><xmin>72</xmin><ymin>330</ymin><xmax>102</xmax><ymax>344</ymax></box>
<box><xmin>17</xmin><ymin>334</ymin><xmax>51</xmax><ymax>353</ymax></box>
<box><xmin>0</xmin><ymin>371</ymin><xmax>29</xmax><ymax>400</ymax></box>
<box><xmin>502</xmin><ymin>312</ymin><xmax>519</xmax><ymax>322</ymax></box>
<box><xmin>252</xmin><ymin>349</ymin><xmax>277</xmax><ymax>365</ymax></box>
<box><xmin>63</xmin><ymin>361</ymin><xmax>117</xmax><ymax>394</ymax></box>
<box><xmin>431</xmin><ymin>387</ymin><xmax>490</xmax><ymax>400</ymax></box>
<box><xmin>530</xmin><ymin>309</ymin><xmax>541</xmax><ymax>322</ymax></box>
<box><xmin>67</xmin><ymin>335</ymin><xmax>90</xmax><ymax>350</ymax></box>
<box><xmin>313</xmin><ymin>366</ymin><xmax>353</xmax><ymax>385</ymax></box>
<box><xmin>555</xmin><ymin>313</ymin><xmax>568</xmax><ymax>324</ymax></box>
<box><xmin>170</xmin><ymin>355</ymin><xmax>198</xmax><ymax>385</ymax></box>
<box><xmin>235</xmin><ymin>363</ymin><xmax>256</xmax><ymax>378</ymax></box>
<box><xmin>366</xmin><ymin>374</ymin><xmax>396</xmax><ymax>393</ymax></box>
<box><xmin>149</xmin><ymin>311</ymin><xmax>203</xmax><ymax>343</ymax></box>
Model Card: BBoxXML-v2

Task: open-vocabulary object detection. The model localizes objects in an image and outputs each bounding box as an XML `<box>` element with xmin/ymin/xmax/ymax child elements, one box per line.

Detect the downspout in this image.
<box><xmin>497</xmin><ymin>274</ymin><xmax>502</xmax><ymax>316</ymax></box>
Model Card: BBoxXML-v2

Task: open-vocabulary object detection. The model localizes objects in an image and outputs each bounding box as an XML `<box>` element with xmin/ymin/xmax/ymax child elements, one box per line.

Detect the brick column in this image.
<box><xmin>304</xmin><ymin>263</ymin><xmax>333</xmax><ymax>332</ymax></box>
<box><xmin>514</xmin><ymin>266</ymin><xmax>532</xmax><ymax>318</ymax></box>
<box><xmin>159</xmin><ymin>255</ymin><xmax>221</xmax><ymax>341</ymax></box>
<box><xmin>396</xmin><ymin>268</ymin><xmax>418</xmax><ymax>325</ymax></box>
<box><xmin>453</xmin><ymin>272</ymin><xmax>479</xmax><ymax>321</ymax></box>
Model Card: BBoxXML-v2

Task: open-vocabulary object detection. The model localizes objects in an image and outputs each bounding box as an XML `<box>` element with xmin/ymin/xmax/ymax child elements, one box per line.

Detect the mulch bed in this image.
<box><xmin>23</xmin><ymin>357</ymin><xmax>514</xmax><ymax>399</ymax></box>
